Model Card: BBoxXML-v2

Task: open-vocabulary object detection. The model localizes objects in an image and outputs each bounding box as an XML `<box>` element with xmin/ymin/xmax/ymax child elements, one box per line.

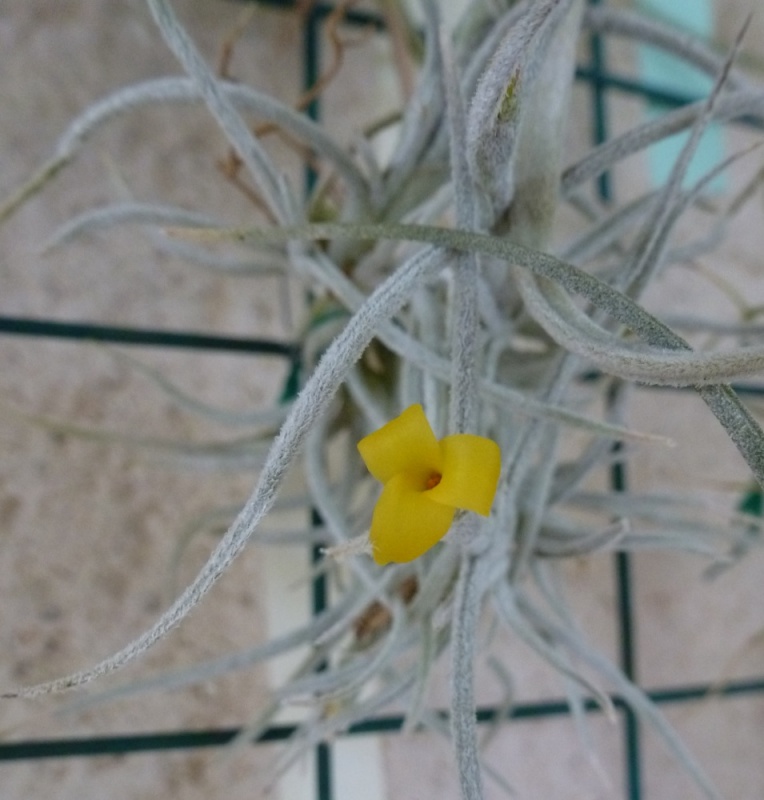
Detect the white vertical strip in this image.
<box><xmin>260</xmin><ymin>474</ymin><xmax>314</xmax><ymax>799</ymax></box>
<box><xmin>260</xmin><ymin>494</ymin><xmax>388</xmax><ymax>798</ymax></box>
<box><xmin>334</xmin><ymin>736</ymin><xmax>388</xmax><ymax>800</ymax></box>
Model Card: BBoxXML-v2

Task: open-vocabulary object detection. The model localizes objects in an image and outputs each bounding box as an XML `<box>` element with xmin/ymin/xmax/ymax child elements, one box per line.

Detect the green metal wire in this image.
<box><xmin>2</xmin><ymin>675</ymin><xmax>763</xmax><ymax>762</ymax></box>
<box><xmin>302</xmin><ymin>3</ymin><xmax>335</xmax><ymax>795</ymax></box>
<box><xmin>0</xmin><ymin>315</ymin><xmax>298</xmax><ymax>358</ymax></box>
<box><xmin>589</xmin><ymin>3</ymin><xmax>642</xmax><ymax>790</ymax></box>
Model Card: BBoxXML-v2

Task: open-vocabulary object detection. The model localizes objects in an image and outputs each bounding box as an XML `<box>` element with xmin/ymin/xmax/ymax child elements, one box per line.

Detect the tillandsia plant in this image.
<box><xmin>3</xmin><ymin>0</ymin><xmax>764</xmax><ymax>797</ymax></box>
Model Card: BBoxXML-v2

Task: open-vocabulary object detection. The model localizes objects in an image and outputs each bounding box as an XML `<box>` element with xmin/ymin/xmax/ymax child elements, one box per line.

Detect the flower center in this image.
<box><xmin>425</xmin><ymin>472</ymin><xmax>442</xmax><ymax>490</ymax></box>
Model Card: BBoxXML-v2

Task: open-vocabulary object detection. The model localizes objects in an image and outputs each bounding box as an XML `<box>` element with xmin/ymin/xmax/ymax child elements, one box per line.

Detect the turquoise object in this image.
<box><xmin>637</xmin><ymin>0</ymin><xmax>725</xmax><ymax>190</ymax></box>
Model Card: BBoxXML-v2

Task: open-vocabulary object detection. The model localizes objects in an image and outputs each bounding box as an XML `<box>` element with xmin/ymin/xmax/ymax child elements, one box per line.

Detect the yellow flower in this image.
<box><xmin>357</xmin><ymin>404</ymin><xmax>501</xmax><ymax>565</ymax></box>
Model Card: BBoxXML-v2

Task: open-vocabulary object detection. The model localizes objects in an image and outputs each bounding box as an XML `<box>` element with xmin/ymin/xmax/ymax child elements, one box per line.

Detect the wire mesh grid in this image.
<box><xmin>1</xmin><ymin>2</ymin><xmax>763</xmax><ymax>799</ymax></box>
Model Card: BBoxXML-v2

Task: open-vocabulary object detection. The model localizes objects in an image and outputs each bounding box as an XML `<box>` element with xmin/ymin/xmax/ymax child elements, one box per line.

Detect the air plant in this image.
<box><xmin>3</xmin><ymin>0</ymin><xmax>764</xmax><ymax>798</ymax></box>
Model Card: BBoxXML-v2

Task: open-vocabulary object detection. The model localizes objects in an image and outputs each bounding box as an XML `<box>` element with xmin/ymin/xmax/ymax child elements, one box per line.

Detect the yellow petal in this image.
<box><xmin>426</xmin><ymin>434</ymin><xmax>501</xmax><ymax>516</ymax></box>
<box><xmin>357</xmin><ymin>404</ymin><xmax>442</xmax><ymax>485</ymax></box>
<box><xmin>369</xmin><ymin>472</ymin><xmax>455</xmax><ymax>565</ymax></box>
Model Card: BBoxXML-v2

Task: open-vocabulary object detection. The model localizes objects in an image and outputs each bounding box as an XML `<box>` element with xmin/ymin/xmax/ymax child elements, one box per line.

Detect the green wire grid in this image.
<box><xmin>1</xmin><ymin>3</ymin><xmax>763</xmax><ymax>799</ymax></box>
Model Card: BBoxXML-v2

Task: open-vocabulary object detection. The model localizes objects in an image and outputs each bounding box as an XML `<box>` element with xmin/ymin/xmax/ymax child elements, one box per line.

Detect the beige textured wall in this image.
<box><xmin>0</xmin><ymin>3</ymin><xmax>303</xmax><ymax>798</ymax></box>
